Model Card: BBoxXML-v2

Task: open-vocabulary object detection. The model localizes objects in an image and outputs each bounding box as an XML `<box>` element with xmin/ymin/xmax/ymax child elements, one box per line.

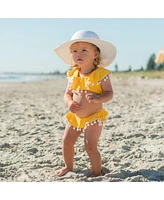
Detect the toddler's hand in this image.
<box><xmin>68</xmin><ymin>100</ymin><xmax>81</xmax><ymax>113</ymax></box>
<box><xmin>86</xmin><ymin>93</ymin><xmax>101</xmax><ymax>103</ymax></box>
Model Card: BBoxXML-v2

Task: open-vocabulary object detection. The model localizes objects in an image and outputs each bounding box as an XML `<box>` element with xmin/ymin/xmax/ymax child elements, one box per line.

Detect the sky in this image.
<box><xmin>0</xmin><ymin>1</ymin><xmax>164</xmax><ymax>74</ymax></box>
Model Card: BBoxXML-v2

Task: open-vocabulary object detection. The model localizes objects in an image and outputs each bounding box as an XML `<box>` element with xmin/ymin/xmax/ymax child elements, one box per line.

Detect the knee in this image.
<box><xmin>85</xmin><ymin>144</ymin><xmax>98</xmax><ymax>155</ymax></box>
<box><xmin>62</xmin><ymin>136</ymin><xmax>74</xmax><ymax>148</ymax></box>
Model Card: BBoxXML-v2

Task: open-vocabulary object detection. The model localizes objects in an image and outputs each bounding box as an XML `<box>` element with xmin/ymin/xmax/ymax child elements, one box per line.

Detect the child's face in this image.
<box><xmin>70</xmin><ymin>42</ymin><xmax>99</xmax><ymax>67</ymax></box>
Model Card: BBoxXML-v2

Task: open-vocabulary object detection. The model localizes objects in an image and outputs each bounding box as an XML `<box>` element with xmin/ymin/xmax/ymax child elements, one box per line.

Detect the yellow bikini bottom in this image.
<box><xmin>64</xmin><ymin>108</ymin><xmax>108</xmax><ymax>132</ymax></box>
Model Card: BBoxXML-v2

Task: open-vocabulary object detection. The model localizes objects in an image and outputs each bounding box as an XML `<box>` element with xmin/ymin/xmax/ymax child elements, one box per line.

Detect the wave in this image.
<box><xmin>0</xmin><ymin>73</ymin><xmax>63</xmax><ymax>82</ymax></box>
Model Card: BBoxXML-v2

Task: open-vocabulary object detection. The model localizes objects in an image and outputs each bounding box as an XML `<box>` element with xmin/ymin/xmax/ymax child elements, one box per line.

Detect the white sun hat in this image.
<box><xmin>54</xmin><ymin>30</ymin><xmax>117</xmax><ymax>67</ymax></box>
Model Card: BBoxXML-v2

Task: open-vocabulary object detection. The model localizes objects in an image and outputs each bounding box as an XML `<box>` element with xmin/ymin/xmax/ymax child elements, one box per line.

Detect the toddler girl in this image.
<box><xmin>54</xmin><ymin>30</ymin><xmax>116</xmax><ymax>177</ymax></box>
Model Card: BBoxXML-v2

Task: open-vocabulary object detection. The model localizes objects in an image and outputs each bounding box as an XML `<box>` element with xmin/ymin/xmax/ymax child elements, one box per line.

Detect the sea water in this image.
<box><xmin>0</xmin><ymin>73</ymin><xmax>63</xmax><ymax>82</ymax></box>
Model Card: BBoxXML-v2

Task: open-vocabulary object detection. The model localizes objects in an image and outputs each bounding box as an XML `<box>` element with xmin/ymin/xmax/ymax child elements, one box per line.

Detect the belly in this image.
<box><xmin>72</xmin><ymin>91</ymin><xmax>102</xmax><ymax>118</ymax></box>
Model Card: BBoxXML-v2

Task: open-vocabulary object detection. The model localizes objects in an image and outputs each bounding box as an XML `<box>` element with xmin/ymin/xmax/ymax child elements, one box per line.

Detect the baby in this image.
<box><xmin>54</xmin><ymin>30</ymin><xmax>116</xmax><ymax>177</ymax></box>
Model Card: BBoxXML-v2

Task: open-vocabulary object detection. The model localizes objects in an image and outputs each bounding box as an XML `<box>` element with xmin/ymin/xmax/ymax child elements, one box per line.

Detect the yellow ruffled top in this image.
<box><xmin>67</xmin><ymin>67</ymin><xmax>112</xmax><ymax>94</ymax></box>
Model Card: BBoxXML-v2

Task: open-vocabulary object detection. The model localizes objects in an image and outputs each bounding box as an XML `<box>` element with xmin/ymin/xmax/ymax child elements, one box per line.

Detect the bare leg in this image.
<box><xmin>84</xmin><ymin>123</ymin><xmax>102</xmax><ymax>177</ymax></box>
<box><xmin>56</xmin><ymin>125</ymin><xmax>82</xmax><ymax>176</ymax></box>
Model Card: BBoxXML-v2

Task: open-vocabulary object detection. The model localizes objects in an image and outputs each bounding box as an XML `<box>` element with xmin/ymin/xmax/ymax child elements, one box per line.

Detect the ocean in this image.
<box><xmin>0</xmin><ymin>73</ymin><xmax>64</xmax><ymax>82</ymax></box>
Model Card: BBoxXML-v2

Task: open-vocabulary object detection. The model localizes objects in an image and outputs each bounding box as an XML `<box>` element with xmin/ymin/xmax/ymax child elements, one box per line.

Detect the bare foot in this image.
<box><xmin>55</xmin><ymin>167</ymin><xmax>72</xmax><ymax>177</ymax></box>
<box><xmin>88</xmin><ymin>167</ymin><xmax>102</xmax><ymax>177</ymax></box>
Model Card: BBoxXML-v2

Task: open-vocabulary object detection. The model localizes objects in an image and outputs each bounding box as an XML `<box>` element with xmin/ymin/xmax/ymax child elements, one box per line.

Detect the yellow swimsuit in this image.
<box><xmin>64</xmin><ymin>67</ymin><xmax>112</xmax><ymax>132</ymax></box>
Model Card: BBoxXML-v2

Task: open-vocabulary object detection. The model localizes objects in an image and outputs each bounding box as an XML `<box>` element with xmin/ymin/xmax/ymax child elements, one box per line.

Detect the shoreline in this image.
<box><xmin>0</xmin><ymin>73</ymin><xmax>66</xmax><ymax>83</ymax></box>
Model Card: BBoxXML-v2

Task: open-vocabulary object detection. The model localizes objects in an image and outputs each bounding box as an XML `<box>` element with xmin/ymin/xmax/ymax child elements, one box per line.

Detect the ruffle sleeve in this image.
<box><xmin>67</xmin><ymin>68</ymin><xmax>79</xmax><ymax>78</ymax></box>
<box><xmin>66</xmin><ymin>67</ymin><xmax>112</xmax><ymax>94</ymax></box>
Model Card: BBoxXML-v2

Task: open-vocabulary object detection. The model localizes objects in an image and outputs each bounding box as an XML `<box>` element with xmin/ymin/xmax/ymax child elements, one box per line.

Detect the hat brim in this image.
<box><xmin>54</xmin><ymin>38</ymin><xmax>117</xmax><ymax>67</ymax></box>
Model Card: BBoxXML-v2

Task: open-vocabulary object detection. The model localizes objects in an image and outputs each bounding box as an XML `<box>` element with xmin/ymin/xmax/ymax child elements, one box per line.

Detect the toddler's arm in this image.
<box><xmin>64</xmin><ymin>81</ymin><xmax>81</xmax><ymax>113</ymax></box>
<box><xmin>86</xmin><ymin>77</ymin><xmax>113</xmax><ymax>103</ymax></box>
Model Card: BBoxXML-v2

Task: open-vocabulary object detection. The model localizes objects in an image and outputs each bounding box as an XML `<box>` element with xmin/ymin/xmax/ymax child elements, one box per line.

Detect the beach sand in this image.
<box><xmin>0</xmin><ymin>76</ymin><xmax>164</xmax><ymax>182</ymax></box>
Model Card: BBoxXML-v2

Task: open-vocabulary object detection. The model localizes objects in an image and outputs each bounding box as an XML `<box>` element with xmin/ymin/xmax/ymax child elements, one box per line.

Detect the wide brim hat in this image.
<box><xmin>54</xmin><ymin>30</ymin><xmax>117</xmax><ymax>67</ymax></box>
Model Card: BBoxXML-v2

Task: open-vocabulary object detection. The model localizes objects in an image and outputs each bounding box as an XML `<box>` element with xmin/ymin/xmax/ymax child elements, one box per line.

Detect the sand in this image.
<box><xmin>0</xmin><ymin>76</ymin><xmax>164</xmax><ymax>182</ymax></box>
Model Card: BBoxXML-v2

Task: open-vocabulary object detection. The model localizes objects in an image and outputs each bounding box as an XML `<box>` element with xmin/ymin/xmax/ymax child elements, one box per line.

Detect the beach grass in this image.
<box><xmin>113</xmin><ymin>70</ymin><xmax>164</xmax><ymax>79</ymax></box>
